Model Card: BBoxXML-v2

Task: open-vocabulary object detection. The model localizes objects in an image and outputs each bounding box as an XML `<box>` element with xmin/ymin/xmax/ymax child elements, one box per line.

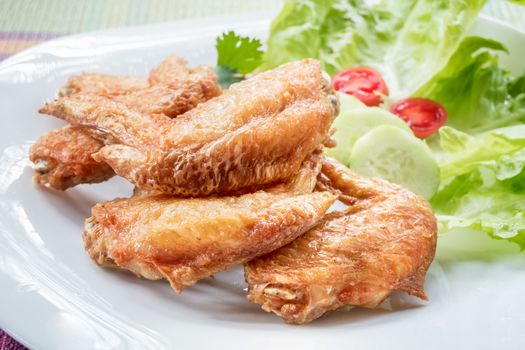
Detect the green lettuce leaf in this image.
<box><xmin>416</xmin><ymin>36</ymin><xmax>525</xmax><ymax>133</ymax></box>
<box><xmin>436</xmin><ymin>125</ymin><xmax>525</xmax><ymax>179</ymax></box>
<box><xmin>382</xmin><ymin>0</ymin><xmax>486</xmax><ymax>95</ymax></box>
<box><xmin>261</xmin><ymin>0</ymin><xmax>486</xmax><ymax>96</ymax></box>
<box><xmin>431</xmin><ymin>126</ymin><xmax>525</xmax><ymax>249</ymax></box>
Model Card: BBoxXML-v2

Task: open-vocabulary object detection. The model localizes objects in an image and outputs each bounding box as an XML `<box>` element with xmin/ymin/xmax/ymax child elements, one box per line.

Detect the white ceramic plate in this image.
<box><xmin>1</xmin><ymin>13</ymin><xmax>525</xmax><ymax>350</ymax></box>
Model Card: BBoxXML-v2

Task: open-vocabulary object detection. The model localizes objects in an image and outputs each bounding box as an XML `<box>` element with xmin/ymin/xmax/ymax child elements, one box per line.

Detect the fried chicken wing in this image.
<box><xmin>83</xmin><ymin>158</ymin><xmax>336</xmax><ymax>292</ymax></box>
<box><xmin>51</xmin><ymin>55</ymin><xmax>221</xmax><ymax>118</ymax></box>
<box><xmin>59</xmin><ymin>73</ymin><xmax>148</xmax><ymax>97</ymax></box>
<box><xmin>42</xmin><ymin>59</ymin><xmax>339</xmax><ymax>196</ymax></box>
<box><xmin>29</xmin><ymin>125</ymin><xmax>115</xmax><ymax>190</ymax></box>
<box><xmin>112</xmin><ymin>71</ymin><xmax>221</xmax><ymax>118</ymax></box>
<box><xmin>58</xmin><ymin>55</ymin><xmax>213</xmax><ymax>98</ymax></box>
<box><xmin>107</xmin><ymin>56</ymin><xmax>221</xmax><ymax>118</ymax></box>
<box><xmin>32</xmin><ymin>55</ymin><xmax>221</xmax><ymax>190</ymax></box>
<box><xmin>148</xmin><ymin>55</ymin><xmax>199</xmax><ymax>85</ymax></box>
<box><xmin>245</xmin><ymin>157</ymin><xmax>437</xmax><ymax>324</ymax></box>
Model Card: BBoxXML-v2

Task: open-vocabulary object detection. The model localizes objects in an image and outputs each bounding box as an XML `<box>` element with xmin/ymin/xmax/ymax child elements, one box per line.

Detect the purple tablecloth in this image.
<box><xmin>0</xmin><ymin>330</ymin><xmax>26</xmax><ymax>350</ymax></box>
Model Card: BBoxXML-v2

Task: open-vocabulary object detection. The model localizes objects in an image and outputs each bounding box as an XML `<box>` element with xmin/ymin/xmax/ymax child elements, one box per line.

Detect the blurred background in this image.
<box><xmin>1</xmin><ymin>0</ymin><xmax>525</xmax><ymax>62</ymax></box>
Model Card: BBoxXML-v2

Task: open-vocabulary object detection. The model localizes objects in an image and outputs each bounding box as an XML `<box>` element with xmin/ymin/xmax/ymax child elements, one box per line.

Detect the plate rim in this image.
<box><xmin>1</xmin><ymin>13</ymin><xmax>523</xmax><ymax>72</ymax></box>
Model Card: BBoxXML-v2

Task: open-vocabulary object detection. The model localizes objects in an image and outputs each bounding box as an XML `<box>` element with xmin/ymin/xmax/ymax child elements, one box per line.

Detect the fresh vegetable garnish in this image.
<box><xmin>390</xmin><ymin>98</ymin><xmax>448</xmax><ymax>138</ymax></box>
<box><xmin>261</xmin><ymin>0</ymin><xmax>486</xmax><ymax>96</ymax></box>
<box><xmin>215</xmin><ymin>31</ymin><xmax>263</xmax><ymax>88</ymax></box>
<box><xmin>326</xmin><ymin>106</ymin><xmax>410</xmax><ymax>166</ymax></box>
<box><xmin>336</xmin><ymin>91</ymin><xmax>365</xmax><ymax>111</ymax></box>
<box><xmin>431</xmin><ymin>126</ymin><xmax>525</xmax><ymax>249</ymax></box>
<box><xmin>415</xmin><ymin>36</ymin><xmax>525</xmax><ymax>133</ymax></box>
<box><xmin>332</xmin><ymin>67</ymin><xmax>388</xmax><ymax>106</ymax></box>
<box><xmin>349</xmin><ymin>125</ymin><xmax>440</xmax><ymax>199</ymax></box>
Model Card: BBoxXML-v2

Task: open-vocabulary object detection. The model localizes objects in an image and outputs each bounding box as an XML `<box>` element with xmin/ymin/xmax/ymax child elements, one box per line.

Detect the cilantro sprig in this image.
<box><xmin>215</xmin><ymin>31</ymin><xmax>264</xmax><ymax>88</ymax></box>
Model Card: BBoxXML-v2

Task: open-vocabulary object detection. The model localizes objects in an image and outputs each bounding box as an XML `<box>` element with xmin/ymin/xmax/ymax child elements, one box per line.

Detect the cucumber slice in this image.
<box><xmin>337</xmin><ymin>91</ymin><xmax>365</xmax><ymax>111</ymax></box>
<box><xmin>349</xmin><ymin>125</ymin><xmax>440</xmax><ymax>199</ymax></box>
<box><xmin>326</xmin><ymin>107</ymin><xmax>411</xmax><ymax>166</ymax></box>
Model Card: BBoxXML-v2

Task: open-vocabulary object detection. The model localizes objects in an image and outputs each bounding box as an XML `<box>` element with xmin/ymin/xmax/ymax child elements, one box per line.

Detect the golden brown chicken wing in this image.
<box><xmin>148</xmin><ymin>55</ymin><xmax>200</xmax><ymax>86</ymax></box>
<box><xmin>33</xmin><ymin>55</ymin><xmax>221</xmax><ymax>190</ymax></box>
<box><xmin>83</xmin><ymin>157</ymin><xmax>336</xmax><ymax>292</ymax></box>
<box><xmin>58</xmin><ymin>55</ymin><xmax>216</xmax><ymax>100</ymax></box>
<box><xmin>95</xmin><ymin>56</ymin><xmax>221</xmax><ymax>118</ymax></box>
<box><xmin>58</xmin><ymin>73</ymin><xmax>148</xmax><ymax>97</ymax></box>
<box><xmin>245</xmin><ymin>157</ymin><xmax>437</xmax><ymax>324</ymax></box>
<box><xmin>29</xmin><ymin>125</ymin><xmax>115</xmax><ymax>190</ymax></box>
<box><xmin>52</xmin><ymin>55</ymin><xmax>221</xmax><ymax>118</ymax></box>
<box><xmin>112</xmin><ymin>76</ymin><xmax>220</xmax><ymax>118</ymax></box>
<box><xmin>42</xmin><ymin>59</ymin><xmax>339</xmax><ymax>196</ymax></box>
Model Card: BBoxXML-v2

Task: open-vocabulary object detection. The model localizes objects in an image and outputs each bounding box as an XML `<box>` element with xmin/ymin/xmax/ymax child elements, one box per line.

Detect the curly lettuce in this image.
<box><xmin>416</xmin><ymin>37</ymin><xmax>525</xmax><ymax>133</ymax></box>
<box><xmin>431</xmin><ymin>126</ymin><xmax>525</xmax><ymax>249</ymax></box>
<box><xmin>261</xmin><ymin>0</ymin><xmax>486</xmax><ymax>96</ymax></box>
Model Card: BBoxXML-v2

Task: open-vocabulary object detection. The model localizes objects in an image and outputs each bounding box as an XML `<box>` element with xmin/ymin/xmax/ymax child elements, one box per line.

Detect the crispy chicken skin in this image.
<box><xmin>148</xmin><ymin>55</ymin><xmax>201</xmax><ymax>86</ymax></box>
<box><xmin>29</xmin><ymin>125</ymin><xmax>115</xmax><ymax>190</ymax></box>
<box><xmin>42</xmin><ymin>59</ymin><xmax>339</xmax><ymax>196</ymax></box>
<box><xmin>83</xmin><ymin>158</ymin><xmax>336</xmax><ymax>292</ymax></box>
<box><xmin>245</xmin><ymin>157</ymin><xmax>437</xmax><ymax>324</ymax></box>
<box><xmin>58</xmin><ymin>74</ymin><xmax>148</xmax><ymax>97</ymax></box>
<box><xmin>51</xmin><ymin>55</ymin><xmax>221</xmax><ymax>118</ymax></box>
<box><xmin>92</xmin><ymin>56</ymin><xmax>221</xmax><ymax>118</ymax></box>
<box><xmin>58</xmin><ymin>55</ymin><xmax>220</xmax><ymax>104</ymax></box>
<box><xmin>33</xmin><ymin>55</ymin><xmax>221</xmax><ymax>190</ymax></box>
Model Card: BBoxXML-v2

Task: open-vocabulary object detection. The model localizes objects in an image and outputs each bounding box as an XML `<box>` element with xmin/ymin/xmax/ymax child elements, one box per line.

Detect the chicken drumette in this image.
<box><xmin>41</xmin><ymin>59</ymin><xmax>339</xmax><ymax>196</ymax></box>
<box><xmin>83</xmin><ymin>156</ymin><xmax>336</xmax><ymax>292</ymax></box>
<box><xmin>31</xmin><ymin>55</ymin><xmax>221</xmax><ymax>190</ymax></box>
<box><xmin>245</xmin><ymin>157</ymin><xmax>437</xmax><ymax>324</ymax></box>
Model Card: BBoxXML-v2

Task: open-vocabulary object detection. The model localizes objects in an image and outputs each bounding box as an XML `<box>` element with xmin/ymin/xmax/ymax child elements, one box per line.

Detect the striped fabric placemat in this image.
<box><xmin>0</xmin><ymin>0</ymin><xmax>279</xmax><ymax>61</ymax></box>
<box><xmin>1</xmin><ymin>0</ymin><xmax>524</xmax><ymax>61</ymax></box>
<box><xmin>0</xmin><ymin>1</ymin><xmax>524</xmax><ymax>349</ymax></box>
